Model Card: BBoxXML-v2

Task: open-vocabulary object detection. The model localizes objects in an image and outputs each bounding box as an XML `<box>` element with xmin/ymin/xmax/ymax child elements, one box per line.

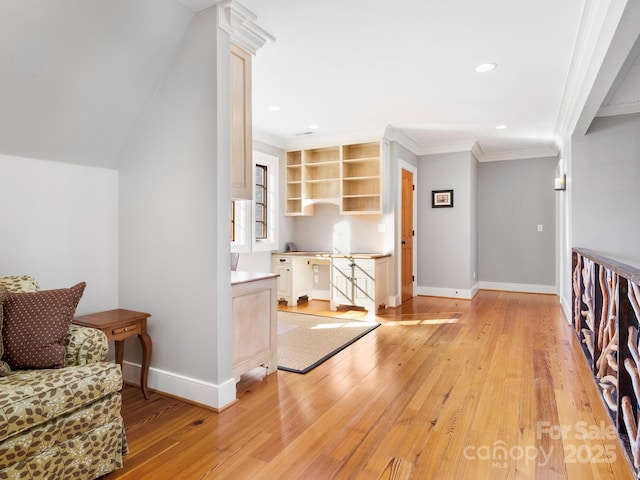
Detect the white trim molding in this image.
<box><xmin>477</xmin><ymin>281</ymin><xmax>557</xmax><ymax>295</ymax></box>
<box><xmin>471</xmin><ymin>142</ymin><xmax>559</xmax><ymax>163</ymax></box>
<box><xmin>417</xmin><ymin>286</ymin><xmax>478</xmax><ymax>300</ymax></box>
<box><xmin>253</xmin><ymin>127</ymin><xmax>287</xmax><ymax>150</ymax></box>
<box><xmin>383</xmin><ymin>125</ymin><xmax>421</xmax><ymax>154</ymax></box>
<box><xmin>554</xmin><ymin>0</ymin><xmax>633</xmax><ymax>144</ymax></box>
<box><xmin>217</xmin><ymin>0</ymin><xmax>275</xmax><ymax>55</ymax></box>
<box><xmin>417</xmin><ymin>282</ymin><xmax>556</xmax><ymax>298</ymax></box>
<box><xmin>123</xmin><ymin>361</ymin><xmax>237</xmax><ymax>410</ymax></box>
<box><xmin>417</xmin><ymin>140</ymin><xmax>478</xmax><ymax>157</ymax></box>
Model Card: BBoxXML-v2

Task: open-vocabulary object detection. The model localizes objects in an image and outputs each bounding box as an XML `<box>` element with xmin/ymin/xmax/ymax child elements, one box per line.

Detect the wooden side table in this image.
<box><xmin>74</xmin><ymin>309</ymin><xmax>152</xmax><ymax>399</ymax></box>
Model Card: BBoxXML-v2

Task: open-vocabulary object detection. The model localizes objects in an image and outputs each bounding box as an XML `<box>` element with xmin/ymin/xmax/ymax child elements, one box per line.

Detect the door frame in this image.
<box><xmin>397</xmin><ymin>160</ymin><xmax>417</xmax><ymax>303</ymax></box>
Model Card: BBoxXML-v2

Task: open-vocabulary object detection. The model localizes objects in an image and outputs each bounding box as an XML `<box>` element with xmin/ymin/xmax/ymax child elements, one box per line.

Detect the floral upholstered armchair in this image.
<box><xmin>0</xmin><ymin>276</ymin><xmax>127</xmax><ymax>479</ymax></box>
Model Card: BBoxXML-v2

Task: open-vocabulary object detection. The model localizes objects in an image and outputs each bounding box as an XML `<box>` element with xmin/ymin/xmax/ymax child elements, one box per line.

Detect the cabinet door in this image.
<box><xmin>375</xmin><ymin>257</ymin><xmax>390</xmax><ymax>309</ymax></box>
<box><xmin>331</xmin><ymin>259</ymin><xmax>353</xmax><ymax>306</ymax></box>
<box><xmin>292</xmin><ymin>258</ymin><xmax>313</xmax><ymax>301</ymax></box>
<box><xmin>274</xmin><ymin>264</ymin><xmax>291</xmax><ymax>302</ymax></box>
<box><xmin>230</xmin><ymin>45</ymin><xmax>252</xmax><ymax>199</ymax></box>
<box><xmin>353</xmin><ymin>260</ymin><xmax>375</xmax><ymax>309</ymax></box>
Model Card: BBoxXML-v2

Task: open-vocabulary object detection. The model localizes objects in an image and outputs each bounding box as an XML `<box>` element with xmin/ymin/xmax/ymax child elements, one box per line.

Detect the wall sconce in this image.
<box><xmin>554</xmin><ymin>174</ymin><xmax>566</xmax><ymax>191</ymax></box>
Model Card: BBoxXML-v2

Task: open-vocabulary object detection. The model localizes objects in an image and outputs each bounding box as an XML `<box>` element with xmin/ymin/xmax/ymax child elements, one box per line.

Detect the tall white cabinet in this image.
<box><xmin>230</xmin><ymin>44</ymin><xmax>252</xmax><ymax>200</ymax></box>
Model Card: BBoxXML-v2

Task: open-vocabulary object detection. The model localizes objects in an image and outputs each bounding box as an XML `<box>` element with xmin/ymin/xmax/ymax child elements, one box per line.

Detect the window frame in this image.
<box><xmin>252</xmin><ymin>151</ymin><xmax>278</xmax><ymax>252</ymax></box>
<box><xmin>231</xmin><ymin>150</ymin><xmax>279</xmax><ymax>253</ymax></box>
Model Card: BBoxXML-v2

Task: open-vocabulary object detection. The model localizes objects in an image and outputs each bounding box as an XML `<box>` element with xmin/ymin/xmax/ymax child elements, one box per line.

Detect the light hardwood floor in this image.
<box><xmin>105</xmin><ymin>291</ymin><xmax>634</xmax><ymax>479</ymax></box>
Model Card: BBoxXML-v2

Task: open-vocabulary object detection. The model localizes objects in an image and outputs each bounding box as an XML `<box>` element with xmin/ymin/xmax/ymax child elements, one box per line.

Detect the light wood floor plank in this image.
<box><xmin>105</xmin><ymin>292</ymin><xmax>635</xmax><ymax>480</ymax></box>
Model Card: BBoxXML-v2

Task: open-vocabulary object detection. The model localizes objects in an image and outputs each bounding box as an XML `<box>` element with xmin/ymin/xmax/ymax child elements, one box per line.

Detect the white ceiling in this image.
<box><xmin>242</xmin><ymin>0</ymin><xmax>587</xmax><ymax>158</ymax></box>
<box><xmin>0</xmin><ymin>0</ymin><xmax>637</xmax><ymax>168</ymax></box>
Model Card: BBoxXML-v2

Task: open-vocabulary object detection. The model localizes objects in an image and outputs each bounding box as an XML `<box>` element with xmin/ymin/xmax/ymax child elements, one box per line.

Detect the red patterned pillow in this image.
<box><xmin>1</xmin><ymin>282</ymin><xmax>86</xmax><ymax>370</ymax></box>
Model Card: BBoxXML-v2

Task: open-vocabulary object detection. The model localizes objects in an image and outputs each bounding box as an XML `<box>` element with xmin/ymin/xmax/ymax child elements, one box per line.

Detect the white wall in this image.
<box><xmin>292</xmin><ymin>204</ymin><xmax>392</xmax><ymax>254</ymax></box>
<box><xmin>118</xmin><ymin>7</ymin><xmax>235</xmax><ymax>409</ymax></box>
<box><xmin>469</xmin><ymin>153</ymin><xmax>478</xmax><ymax>290</ymax></box>
<box><xmin>416</xmin><ymin>151</ymin><xmax>476</xmax><ymax>298</ymax></box>
<box><xmin>0</xmin><ymin>154</ymin><xmax>118</xmax><ymax>314</ymax></box>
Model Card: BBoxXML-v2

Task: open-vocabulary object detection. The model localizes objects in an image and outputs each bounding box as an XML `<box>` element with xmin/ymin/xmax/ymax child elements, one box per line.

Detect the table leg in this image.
<box><xmin>138</xmin><ymin>332</ymin><xmax>153</xmax><ymax>399</ymax></box>
<box><xmin>114</xmin><ymin>340</ymin><xmax>124</xmax><ymax>367</ymax></box>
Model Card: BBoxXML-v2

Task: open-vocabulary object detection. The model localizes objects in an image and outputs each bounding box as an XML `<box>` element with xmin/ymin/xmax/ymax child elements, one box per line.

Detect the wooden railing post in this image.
<box><xmin>572</xmin><ymin>247</ymin><xmax>640</xmax><ymax>473</ymax></box>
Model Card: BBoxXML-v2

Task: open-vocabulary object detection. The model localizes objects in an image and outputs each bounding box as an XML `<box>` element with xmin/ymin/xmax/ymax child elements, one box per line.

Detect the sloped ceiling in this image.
<box><xmin>0</xmin><ymin>0</ymin><xmax>193</xmax><ymax>168</ymax></box>
<box><xmin>597</xmin><ymin>35</ymin><xmax>640</xmax><ymax>118</ymax></box>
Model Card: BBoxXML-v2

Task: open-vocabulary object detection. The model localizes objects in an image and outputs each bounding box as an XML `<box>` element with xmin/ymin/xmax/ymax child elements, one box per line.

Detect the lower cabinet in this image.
<box><xmin>231</xmin><ymin>273</ymin><xmax>278</xmax><ymax>380</ymax></box>
<box><xmin>272</xmin><ymin>255</ymin><xmax>312</xmax><ymax>305</ymax></box>
<box><xmin>330</xmin><ymin>256</ymin><xmax>390</xmax><ymax>312</ymax></box>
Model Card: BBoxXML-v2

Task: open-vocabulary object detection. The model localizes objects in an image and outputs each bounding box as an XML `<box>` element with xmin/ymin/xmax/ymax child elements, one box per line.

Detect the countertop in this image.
<box><xmin>272</xmin><ymin>251</ymin><xmax>391</xmax><ymax>259</ymax></box>
<box><xmin>231</xmin><ymin>271</ymin><xmax>278</xmax><ymax>286</ymax></box>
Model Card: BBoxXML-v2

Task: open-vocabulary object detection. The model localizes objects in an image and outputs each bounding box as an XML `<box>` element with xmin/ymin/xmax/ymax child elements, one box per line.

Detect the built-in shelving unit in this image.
<box><xmin>285</xmin><ymin>140</ymin><xmax>382</xmax><ymax>216</ymax></box>
<box><xmin>285</xmin><ymin>151</ymin><xmax>305</xmax><ymax>215</ymax></box>
<box><xmin>304</xmin><ymin>146</ymin><xmax>341</xmax><ymax>205</ymax></box>
<box><xmin>341</xmin><ymin>142</ymin><xmax>381</xmax><ymax>214</ymax></box>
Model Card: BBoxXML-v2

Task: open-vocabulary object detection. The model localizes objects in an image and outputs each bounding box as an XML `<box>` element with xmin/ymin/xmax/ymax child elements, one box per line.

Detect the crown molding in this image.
<box><xmin>555</xmin><ymin>0</ymin><xmax>632</xmax><ymax>142</ymax></box>
<box><xmin>217</xmin><ymin>0</ymin><xmax>275</xmax><ymax>55</ymax></box>
<box><xmin>282</xmin><ymin>128</ymin><xmax>384</xmax><ymax>151</ymax></box>
<box><xmin>471</xmin><ymin>141</ymin><xmax>483</xmax><ymax>162</ymax></box>
<box><xmin>554</xmin><ymin>0</ymin><xmax>614</xmax><ymax>140</ymax></box>
<box><xmin>415</xmin><ymin>139</ymin><xmax>557</xmax><ymax>162</ymax></box>
<box><xmin>477</xmin><ymin>146</ymin><xmax>559</xmax><ymax>163</ymax></box>
<box><xmin>253</xmin><ymin>128</ymin><xmax>287</xmax><ymax>150</ymax></box>
<box><xmin>383</xmin><ymin>126</ymin><xmax>421</xmax><ymax>154</ymax></box>
<box><xmin>416</xmin><ymin>140</ymin><xmax>478</xmax><ymax>157</ymax></box>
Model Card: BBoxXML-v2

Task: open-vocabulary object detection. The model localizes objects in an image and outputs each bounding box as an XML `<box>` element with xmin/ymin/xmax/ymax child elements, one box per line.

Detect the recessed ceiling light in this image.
<box><xmin>495</xmin><ymin>124</ymin><xmax>509</xmax><ymax>130</ymax></box>
<box><xmin>267</xmin><ymin>105</ymin><xmax>282</xmax><ymax>111</ymax></box>
<box><xmin>308</xmin><ymin>124</ymin><xmax>320</xmax><ymax>130</ymax></box>
<box><xmin>475</xmin><ymin>63</ymin><xmax>497</xmax><ymax>73</ymax></box>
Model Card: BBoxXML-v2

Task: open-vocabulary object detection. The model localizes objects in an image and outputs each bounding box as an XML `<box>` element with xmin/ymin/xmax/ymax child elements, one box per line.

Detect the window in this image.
<box><xmin>255</xmin><ymin>164</ymin><xmax>267</xmax><ymax>240</ymax></box>
<box><xmin>231</xmin><ymin>151</ymin><xmax>278</xmax><ymax>253</ymax></box>
<box><xmin>230</xmin><ymin>199</ymin><xmax>249</xmax><ymax>251</ymax></box>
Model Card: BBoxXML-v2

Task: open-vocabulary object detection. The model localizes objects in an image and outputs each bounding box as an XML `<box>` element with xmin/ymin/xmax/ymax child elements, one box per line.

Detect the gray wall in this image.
<box><xmin>572</xmin><ymin>113</ymin><xmax>640</xmax><ymax>263</ymax></box>
<box><xmin>417</xmin><ymin>151</ymin><xmax>477</xmax><ymax>295</ymax></box>
<box><xmin>478</xmin><ymin>157</ymin><xmax>558</xmax><ymax>286</ymax></box>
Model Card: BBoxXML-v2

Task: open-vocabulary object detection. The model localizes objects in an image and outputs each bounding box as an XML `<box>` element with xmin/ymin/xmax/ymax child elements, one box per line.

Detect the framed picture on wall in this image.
<box><xmin>432</xmin><ymin>189</ymin><xmax>454</xmax><ymax>208</ymax></box>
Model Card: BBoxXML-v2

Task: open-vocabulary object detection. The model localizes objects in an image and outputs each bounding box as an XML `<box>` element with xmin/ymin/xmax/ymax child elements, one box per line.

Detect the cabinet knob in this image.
<box><xmin>279</xmin><ymin>258</ymin><xmax>286</xmax><ymax>262</ymax></box>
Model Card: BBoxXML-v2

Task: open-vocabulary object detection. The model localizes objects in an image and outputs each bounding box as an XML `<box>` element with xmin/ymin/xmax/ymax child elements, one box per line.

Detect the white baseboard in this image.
<box><xmin>477</xmin><ymin>281</ymin><xmax>557</xmax><ymax>295</ymax></box>
<box><xmin>122</xmin><ymin>361</ymin><xmax>237</xmax><ymax>410</ymax></box>
<box><xmin>388</xmin><ymin>294</ymin><xmax>401</xmax><ymax>308</ymax></box>
<box><xmin>560</xmin><ymin>294</ymin><xmax>572</xmax><ymax>324</ymax></box>
<box><xmin>416</xmin><ymin>286</ymin><xmax>477</xmax><ymax>300</ymax></box>
<box><xmin>311</xmin><ymin>289</ymin><xmax>330</xmax><ymax>301</ymax></box>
